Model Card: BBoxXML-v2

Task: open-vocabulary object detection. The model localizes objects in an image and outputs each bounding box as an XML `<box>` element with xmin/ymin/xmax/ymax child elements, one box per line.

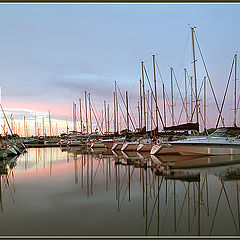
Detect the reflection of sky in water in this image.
<box><xmin>0</xmin><ymin>148</ymin><xmax>240</xmax><ymax>235</ymax></box>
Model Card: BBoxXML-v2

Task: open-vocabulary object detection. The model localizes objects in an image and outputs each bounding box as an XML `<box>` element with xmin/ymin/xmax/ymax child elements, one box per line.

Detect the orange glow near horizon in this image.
<box><xmin>2</xmin><ymin>100</ymin><xmax>73</xmax><ymax>119</ymax></box>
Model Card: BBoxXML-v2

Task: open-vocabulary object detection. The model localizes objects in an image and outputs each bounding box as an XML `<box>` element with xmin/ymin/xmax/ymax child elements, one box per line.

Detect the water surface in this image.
<box><xmin>0</xmin><ymin>147</ymin><xmax>240</xmax><ymax>236</ymax></box>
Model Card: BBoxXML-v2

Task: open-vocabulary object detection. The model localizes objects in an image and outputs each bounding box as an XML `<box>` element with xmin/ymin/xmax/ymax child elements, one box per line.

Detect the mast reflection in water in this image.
<box><xmin>0</xmin><ymin>147</ymin><xmax>240</xmax><ymax>236</ymax></box>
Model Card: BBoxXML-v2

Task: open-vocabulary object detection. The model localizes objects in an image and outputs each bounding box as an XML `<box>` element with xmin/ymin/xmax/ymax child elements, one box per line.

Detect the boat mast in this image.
<box><xmin>137</xmin><ymin>101</ymin><xmax>140</xmax><ymax>130</ymax></box>
<box><xmin>42</xmin><ymin>117</ymin><xmax>44</xmax><ymax>136</ymax></box>
<box><xmin>170</xmin><ymin>67</ymin><xmax>174</xmax><ymax>125</ymax></box>
<box><xmin>139</xmin><ymin>79</ymin><xmax>142</xmax><ymax>129</ymax></box>
<box><xmin>184</xmin><ymin>68</ymin><xmax>188</xmax><ymax>122</ymax></box>
<box><xmin>163</xmin><ymin>83</ymin><xmax>166</xmax><ymax>126</ymax></box>
<box><xmin>104</xmin><ymin>101</ymin><xmax>107</xmax><ymax>134</ymax></box>
<box><xmin>101</xmin><ymin>109</ymin><xmax>104</xmax><ymax>134</ymax></box>
<box><xmin>141</xmin><ymin>62</ymin><xmax>146</xmax><ymax>128</ymax></box>
<box><xmin>114</xmin><ymin>81</ymin><xmax>119</xmax><ymax>133</ymax></box>
<box><xmin>85</xmin><ymin>91</ymin><xmax>88</xmax><ymax>134</ymax></box>
<box><xmin>234</xmin><ymin>53</ymin><xmax>237</xmax><ymax>127</ymax></box>
<box><xmin>190</xmin><ymin>76</ymin><xmax>193</xmax><ymax>123</ymax></box>
<box><xmin>153</xmin><ymin>54</ymin><xmax>158</xmax><ymax>130</ymax></box>
<box><xmin>147</xmin><ymin>90</ymin><xmax>149</xmax><ymax>131</ymax></box>
<box><xmin>88</xmin><ymin>93</ymin><xmax>92</xmax><ymax>134</ymax></box>
<box><xmin>204</xmin><ymin>76</ymin><xmax>207</xmax><ymax>133</ymax></box>
<box><xmin>107</xmin><ymin>104</ymin><xmax>110</xmax><ymax>135</ymax></box>
<box><xmin>49</xmin><ymin>110</ymin><xmax>52</xmax><ymax>137</ymax></box>
<box><xmin>151</xmin><ymin>91</ymin><xmax>153</xmax><ymax>134</ymax></box>
<box><xmin>79</xmin><ymin>98</ymin><xmax>82</xmax><ymax>133</ymax></box>
<box><xmin>191</xmin><ymin>27</ymin><xmax>199</xmax><ymax>124</ymax></box>
<box><xmin>72</xmin><ymin>102</ymin><xmax>76</xmax><ymax>132</ymax></box>
<box><xmin>113</xmin><ymin>91</ymin><xmax>116</xmax><ymax>134</ymax></box>
<box><xmin>126</xmin><ymin>91</ymin><xmax>129</xmax><ymax>132</ymax></box>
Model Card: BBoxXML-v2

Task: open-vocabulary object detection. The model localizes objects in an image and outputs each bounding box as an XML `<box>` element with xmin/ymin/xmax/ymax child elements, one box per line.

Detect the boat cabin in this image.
<box><xmin>210</xmin><ymin>127</ymin><xmax>240</xmax><ymax>138</ymax></box>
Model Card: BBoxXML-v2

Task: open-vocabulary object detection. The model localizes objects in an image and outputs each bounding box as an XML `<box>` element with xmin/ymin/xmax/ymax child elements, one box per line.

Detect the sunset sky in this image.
<box><xmin>0</xmin><ymin>3</ymin><xmax>239</xmax><ymax>135</ymax></box>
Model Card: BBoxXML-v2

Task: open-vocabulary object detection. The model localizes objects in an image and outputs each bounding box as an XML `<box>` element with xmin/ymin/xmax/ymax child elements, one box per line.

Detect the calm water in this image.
<box><xmin>0</xmin><ymin>147</ymin><xmax>240</xmax><ymax>236</ymax></box>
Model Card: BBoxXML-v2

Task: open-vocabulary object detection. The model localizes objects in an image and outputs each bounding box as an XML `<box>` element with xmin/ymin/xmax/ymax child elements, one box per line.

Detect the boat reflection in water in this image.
<box><xmin>1</xmin><ymin>147</ymin><xmax>240</xmax><ymax>236</ymax></box>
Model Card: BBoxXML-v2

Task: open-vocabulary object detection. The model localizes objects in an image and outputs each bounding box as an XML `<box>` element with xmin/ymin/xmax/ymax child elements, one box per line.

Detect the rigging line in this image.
<box><xmin>176</xmin><ymin>31</ymin><xmax>191</xmax><ymax>77</ymax></box>
<box><xmin>0</xmin><ymin>104</ymin><xmax>13</xmax><ymax>136</ymax></box>
<box><xmin>116</xmin><ymin>83</ymin><xmax>136</xmax><ymax>131</ymax></box>
<box><xmin>88</xmin><ymin>96</ymin><xmax>103</xmax><ymax>134</ymax></box>
<box><xmin>190</xmin><ymin>78</ymin><xmax>204</xmax><ymax>122</ymax></box>
<box><xmin>172</xmin><ymin>68</ymin><xmax>191</xmax><ymax>122</ymax></box>
<box><xmin>155</xmin><ymin>60</ymin><xmax>175</xmax><ymax>123</ymax></box>
<box><xmin>146</xmin><ymin>92</ymin><xmax>156</xmax><ymax>129</ymax></box>
<box><xmin>194</xmin><ymin>31</ymin><xmax>224</xmax><ymax>126</ymax></box>
<box><xmin>116</xmin><ymin>83</ymin><xmax>135</xmax><ymax>129</ymax></box>
<box><xmin>215</xmin><ymin>56</ymin><xmax>235</xmax><ymax>129</ymax></box>
<box><xmin>143</xmin><ymin>65</ymin><xmax>165</xmax><ymax>128</ymax></box>
<box><xmin>118</xmin><ymin>102</ymin><xmax>128</xmax><ymax>129</ymax></box>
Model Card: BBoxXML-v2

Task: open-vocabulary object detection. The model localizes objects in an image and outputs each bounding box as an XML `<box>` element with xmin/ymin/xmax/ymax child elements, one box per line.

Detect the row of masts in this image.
<box><xmin>71</xmin><ymin>27</ymin><xmax>239</xmax><ymax>135</ymax></box>
<box><xmin>0</xmin><ymin>27</ymin><xmax>239</xmax><ymax>137</ymax></box>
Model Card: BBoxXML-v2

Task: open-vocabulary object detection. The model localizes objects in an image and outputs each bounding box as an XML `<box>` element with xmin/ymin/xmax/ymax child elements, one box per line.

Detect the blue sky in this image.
<box><xmin>0</xmin><ymin>3</ymin><xmax>239</xmax><ymax>132</ymax></box>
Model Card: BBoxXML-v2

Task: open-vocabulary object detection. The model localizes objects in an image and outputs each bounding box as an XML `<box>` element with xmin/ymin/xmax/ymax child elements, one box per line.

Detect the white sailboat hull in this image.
<box><xmin>137</xmin><ymin>143</ymin><xmax>152</xmax><ymax>152</ymax></box>
<box><xmin>112</xmin><ymin>142</ymin><xmax>123</xmax><ymax>151</ymax></box>
<box><xmin>121</xmin><ymin>142</ymin><xmax>139</xmax><ymax>151</ymax></box>
<box><xmin>172</xmin><ymin>142</ymin><xmax>240</xmax><ymax>156</ymax></box>
<box><xmin>150</xmin><ymin>144</ymin><xmax>180</xmax><ymax>155</ymax></box>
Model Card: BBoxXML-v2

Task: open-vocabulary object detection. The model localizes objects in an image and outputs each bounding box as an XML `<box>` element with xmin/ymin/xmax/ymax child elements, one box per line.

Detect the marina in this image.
<box><xmin>0</xmin><ymin>2</ymin><xmax>240</xmax><ymax>237</ymax></box>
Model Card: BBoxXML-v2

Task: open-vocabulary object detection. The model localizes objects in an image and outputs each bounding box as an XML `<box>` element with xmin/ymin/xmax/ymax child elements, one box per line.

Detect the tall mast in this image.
<box><xmin>190</xmin><ymin>76</ymin><xmax>193</xmax><ymax>123</ymax></box>
<box><xmin>163</xmin><ymin>83</ymin><xmax>166</xmax><ymax>126</ymax></box>
<box><xmin>107</xmin><ymin>104</ymin><xmax>110</xmax><ymax>135</ymax></box>
<box><xmin>42</xmin><ymin>117</ymin><xmax>44</xmax><ymax>136</ymax></box>
<box><xmin>113</xmin><ymin>91</ymin><xmax>116</xmax><ymax>133</ymax></box>
<box><xmin>184</xmin><ymin>68</ymin><xmax>188</xmax><ymax>122</ymax></box>
<box><xmin>234</xmin><ymin>53</ymin><xmax>237</xmax><ymax>127</ymax></box>
<box><xmin>85</xmin><ymin>91</ymin><xmax>88</xmax><ymax>134</ymax></box>
<box><xmin>147</xmin><ymin>90</ymin><xmax>149</xmax><ymax>131</ymax></box>
<box><xmin>88</xmin><ymin>93</ymin><xmax>92</xmax><ymax>133</ymax></box>
<box><xmin>139</xmin><ymin>79</ymin><xmax>142</xmax><ymax>129</ymax></box>
<box><xmin>137</xmin><ymin>101</ymin><xmax>140</xmax><ymax>130</ymax></box>
<box><xmin>191</xmin><ymin>27</ymin><xmax>199</xmax><ymax>123</ymax></box>
<box><xmin>151</xmin><ymin>91</ymin><xmax>153</xmax><ymax>133</ymax></box>
<box><xmin>153</xmin><ymin>54</ymin><xmax>158</xmax><ymax>130</ymax></box>
<box><xmin>73</xmin><ymin>102</ymin><xmax>76</xmax><ymax>132</ymax></box>
<box><xmin>204</xmin><ymin>76</ymin><xmax>207</xmax><ymax>133</ymax></box>
<box><xmin>101</xmin><ymin>109</ymin><xmax>104</xmax><ymax>134</ymax></box>
<box><xmin>104</xmin><ymin>101</ymin><xmax>107</xmax><ymax>134</ymax></box>
<box><xmin>141</xmin><ymin>62</ymin><xmax>146</xmax><ymax>128</ymax></box>
<box><xmin>170</xmin><ymin>67</ymin><xmax>174</xmax><ymax>125</ymax></box>
<box><xmin>79</xmin><ymin>98</ymin><xmax>82</xmax><ymax>133</ymax></box>
<box><xmin>126</xmin><ymin>91</ymin><xmax>129</xmax><ymax>132</ymax></box>
<box><xmin>49</xmin><ymin>110</ymin><xmax>52</xmax><ymax>136</ymax></box>
<box><xmin>114</xmin><ymin>81</ymin><xmax>119</xmax><ymax>133</ymax></box>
